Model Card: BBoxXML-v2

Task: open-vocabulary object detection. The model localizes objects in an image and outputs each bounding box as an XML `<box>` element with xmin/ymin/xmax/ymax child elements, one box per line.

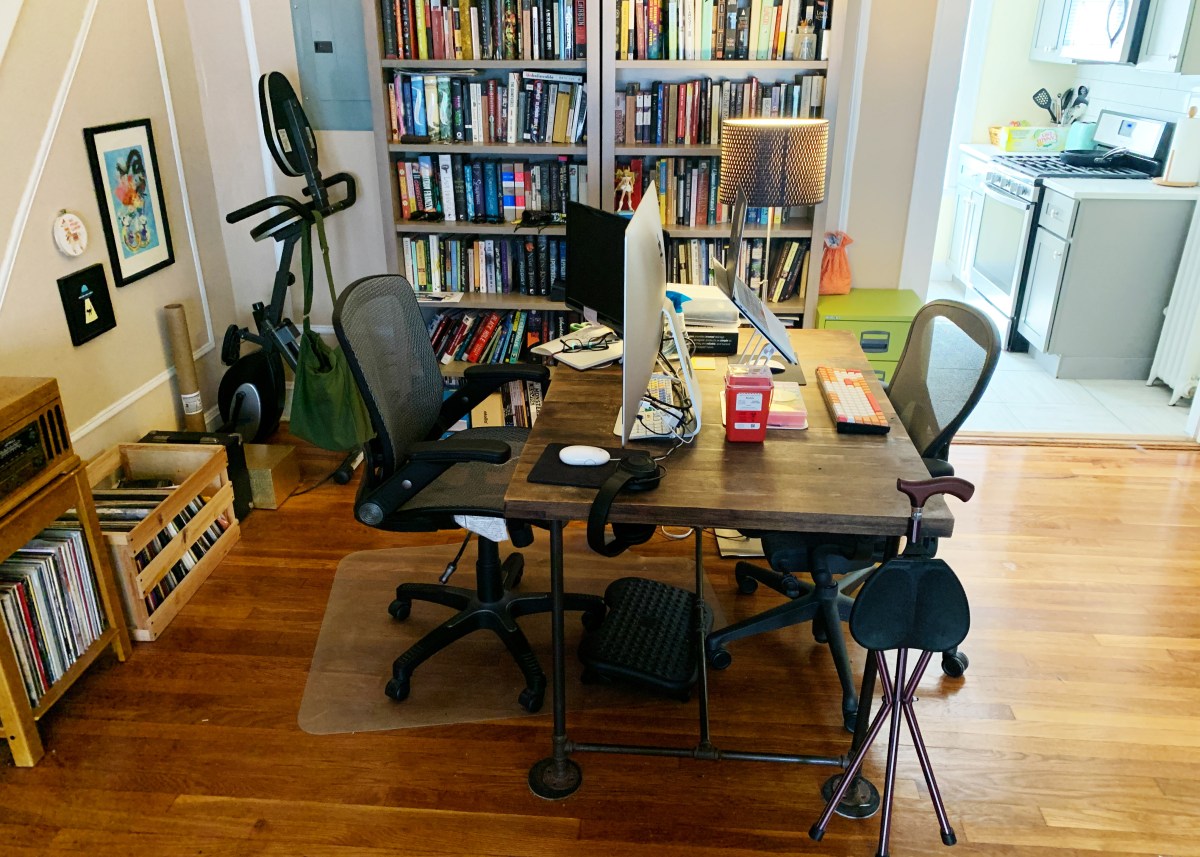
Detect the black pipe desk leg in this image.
<box><xmin>528</xmin><ymin>520</ymin><xmax>582</xmax><ymax>799</ymax></box>
<box><xmin>820</xmin><ymin>646</ymin><xmax>881</xmax><ymax>819</ymax></box>
<box><xmin>694</xmin><ymin>528</ymin><xmax>713</xmax><ymax>750</ymax></box>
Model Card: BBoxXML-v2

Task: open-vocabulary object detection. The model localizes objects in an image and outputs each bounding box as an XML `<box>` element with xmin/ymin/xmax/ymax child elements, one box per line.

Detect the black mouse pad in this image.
<box><xmin>527</xmin><ymin>443</ymin><xmax>628</xmax><ymax>488</ymax></box>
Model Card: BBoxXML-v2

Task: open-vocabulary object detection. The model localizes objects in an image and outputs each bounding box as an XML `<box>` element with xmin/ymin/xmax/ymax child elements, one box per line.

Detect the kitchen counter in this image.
<box><xmin>1042</xmin><ymin>177</ymin><xmax>1200</xmax><ymax>200</ymax></box>
<box><xmin>960</xmin><ymin>143</ymin><xmax>1002</xmax><ymax>163</ymax></box>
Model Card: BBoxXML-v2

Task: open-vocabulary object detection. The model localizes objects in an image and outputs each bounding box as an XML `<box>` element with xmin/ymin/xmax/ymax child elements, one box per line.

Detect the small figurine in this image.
<box><xmin>615</xmin><ymin>168</ymin><xmax>636</xmax><ymax>213</ymax></box>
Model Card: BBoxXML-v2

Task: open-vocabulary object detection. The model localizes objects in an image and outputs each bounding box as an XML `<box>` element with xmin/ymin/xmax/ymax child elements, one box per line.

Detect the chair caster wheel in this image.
<box><xmin>582</xmin><ymin>606</ymin><xmax>606</xmax><ymax>632</ymax></box>
<box><xmin>385</xmin><ymin>677</ymin><xmax>410</xmax><ymax>702</ymax></box>
<box><xmin>707</xmin><ymin>646</ymin><xmax>732</xmax><ymax>670</ymax></box>
<box><xmin>942</xmin><ymin>650</ymin><xmax>969</xmax><ymax>678</ymax></box>
<box><xmin>813</xmin><ymin>621</ymin><xmax>828</xmax><ymax>644</ymax></box>
<box><xmin>388</xmin><ymin>599</ymin><xmax>411</xmax><ymax>621</ymax></box>
<box><xmin>779</xmin><ymin>575</ymin><xmax>803</xmax><ymax>598</ymax></box>
<box><xmin>735</xmin><ymin>572</ymin><xmax>759</xmax><ymax>595</ymax></box>
<box><xmin>518</xmin><ymin>686</ymin><xmax>544</xmax><ymax>713</ymax></box>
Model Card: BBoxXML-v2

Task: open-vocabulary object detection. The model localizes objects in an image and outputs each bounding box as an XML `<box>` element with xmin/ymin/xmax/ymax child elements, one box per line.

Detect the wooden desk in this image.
<box><xmin>505</xmin><ymin>329</ymin><xmax>954</xmax><ymax>802</ymax></box>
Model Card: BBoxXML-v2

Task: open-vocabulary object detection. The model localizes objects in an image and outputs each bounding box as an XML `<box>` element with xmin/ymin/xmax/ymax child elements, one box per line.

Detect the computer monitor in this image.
<box><xmin>565</xmin><ymin>201</ymin><xmax>628</xmax><ymax>332</ymax></box>
<box><xmin>619</xmin><ymin>182</ymin><xmax>669</xmax><ymax>445</ymax></box>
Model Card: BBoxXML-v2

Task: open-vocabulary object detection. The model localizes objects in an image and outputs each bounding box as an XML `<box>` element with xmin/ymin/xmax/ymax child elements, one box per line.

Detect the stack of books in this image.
<box><xmin>615</xmin><ymin>74</ymin><xmax>825</xmax><ymax>147</ymax></box>
<box><xmin>395</xmin><ymin>154</ymin><xmax>587</xmax><ymax>223</ymax></box>
<box><xmin>467</xmin><ymin>380</ymin><xmax>546</xmax><ymax>429</ymax></box>
<box><xmin>403</xmin><ymin>234</ymin><xmax>566</xmax><ymax>293</ymax></box>
<box><xmin>613</xmin><ymin>0</ymin><xmax>834</xmax><ymax>61</ymax></box>
<box><xmin>380</xmin><ymin>0</ymin><xmax>588</xmax><ymax>61</ymax></box>
<box><xmin>666</xmin><ymin>235</ymin><xmax>808</xmax><ymax>301</ymax></box>
<box><xmin>616</xmin><ymin>157</ymin><xmax>801</xmax><ymax>228</ymax></box>
<box><xmin>0</xmin><ymin>528</ymin><xmax>106</xmax><ymax>707</ymax></box>
<box><xmin>388</xmin><ymin>71</ymin><xmax>587</xmax><ymax>145</ymax></box>
<box><xmin>429</xmin><ymin>308</ymin><xmax>580</xmax><ymax>364</ymax></box>
<box><xmin>764</xmin><ymin>238</ymin><xmax>810</xmax><ymax>303</ymax></box>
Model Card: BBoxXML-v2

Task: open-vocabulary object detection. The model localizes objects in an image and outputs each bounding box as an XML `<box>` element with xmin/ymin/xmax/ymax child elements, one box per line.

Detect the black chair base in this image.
<box><xmin>708</xmin><ymin>559</ymin><xmax>872</xmax><ymax>732</ymax></box>
<box><xmin>386</xmin><ymin>546</ymin><xmax>605</xmax><ymax>712</ymax></box>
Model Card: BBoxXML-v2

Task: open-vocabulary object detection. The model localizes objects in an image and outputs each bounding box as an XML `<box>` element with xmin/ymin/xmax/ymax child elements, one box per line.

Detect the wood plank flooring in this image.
<box><xmin>3</xmin><ymin>441</ymin><xmax>1199</xmax><ymax>855</ymax></box>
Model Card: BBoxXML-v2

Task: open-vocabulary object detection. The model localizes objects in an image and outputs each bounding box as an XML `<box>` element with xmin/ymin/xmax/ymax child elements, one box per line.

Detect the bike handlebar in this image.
<box><xmin>225</xmin><ymin>173</ymin><xmax>357</xmax><ymax>240</ymax></box>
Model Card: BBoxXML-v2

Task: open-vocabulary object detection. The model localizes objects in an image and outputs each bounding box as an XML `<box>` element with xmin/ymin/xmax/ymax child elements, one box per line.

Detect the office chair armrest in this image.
<box><xmin>429</xmin><ymin>363</ymin><xmax>551</xmax><ymax>439</ymax></box>
<box><xmin>922</xmin><ymin>457</ymin><xmax>955</xmax><ymax>478</ymax></box>
<box><xmin>407</xmin><ymin>437</ymin><xmax>511</xmax><ymax>465</ymax></box>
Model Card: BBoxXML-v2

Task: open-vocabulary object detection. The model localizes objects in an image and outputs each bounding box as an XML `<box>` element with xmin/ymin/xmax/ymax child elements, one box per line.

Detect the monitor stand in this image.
<box><xmin>613</xmin><ymin>299</ymin><xmax>704</xmax><ymax>441</ymax></box>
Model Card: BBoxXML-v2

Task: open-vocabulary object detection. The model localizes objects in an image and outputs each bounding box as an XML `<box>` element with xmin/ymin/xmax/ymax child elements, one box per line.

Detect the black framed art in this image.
<box><xmin>57</xmin><ymin>263</ymin><xmax>117</xmax><ymax>346</ymax></box>
<box><xmin>83</xmin><ymin>118</ymin><xmax>174</xmax><ymax>286</ymax></box>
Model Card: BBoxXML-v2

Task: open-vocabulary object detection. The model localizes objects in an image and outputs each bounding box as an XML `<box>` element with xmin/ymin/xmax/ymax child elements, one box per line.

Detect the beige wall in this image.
<box><xmin>0</xmin><ymin>0</ymin><xmax>236</xmax><ymax>458</ymax></box>
<box><xmin>844</xmin><ymin>0</ymin><xmax>940</xmax><ymax>289</ymax></box>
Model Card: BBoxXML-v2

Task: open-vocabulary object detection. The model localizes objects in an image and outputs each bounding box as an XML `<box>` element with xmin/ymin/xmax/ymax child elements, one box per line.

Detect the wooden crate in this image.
<box><xmin>86</xmin><ymin>444</ymin><xmax>241</xmax><ymax>641</ymax></box>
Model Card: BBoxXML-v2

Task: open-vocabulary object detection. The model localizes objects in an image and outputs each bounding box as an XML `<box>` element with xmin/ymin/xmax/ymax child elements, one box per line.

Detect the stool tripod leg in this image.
<box><xmin>875</xmin><ymin>649</ymin><xmax>909</xmax><ymax>857</ymax></box>
<box><xmin>901</xmin><ymin>650</ymin><xmax>957</xmax><ymax>846</ymax></box>
<box><xmin>810</xmin><ymin>650</ymin><xmax>894</xmax><ymax>841</ymax></box>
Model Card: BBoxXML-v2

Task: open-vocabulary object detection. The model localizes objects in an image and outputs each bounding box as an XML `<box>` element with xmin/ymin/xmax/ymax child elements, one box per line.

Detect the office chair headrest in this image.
<box><xmin>848</xmin><ymin>557</ymin><xmax>970</xmax><ymax>653</ymax></box>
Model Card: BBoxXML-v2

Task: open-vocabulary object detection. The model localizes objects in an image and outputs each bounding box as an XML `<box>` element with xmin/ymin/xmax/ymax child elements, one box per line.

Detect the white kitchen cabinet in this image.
<box><xmin>1017</xmin><ymin>188</ymin><xmax>1194</xmax><ymax>379</ymax></box>
<box><xmin>1018</xmin><ymin>228</ymin><xmax>1068</xmax><ymax>351</ymax></box>
<box><xmin>948</xmin><ymin>156</ymin><xmax>988</xmax><ymax>286</ymax></box>
<box><xmin>1030</xmin><ymin>0</ymin><xmax>1074</xmax><ymax>64</ymax></box>
<box><xmin>1137</xmin><ymin>0</ymin><xmax>1200</xmax><ymax>73</ymax></box>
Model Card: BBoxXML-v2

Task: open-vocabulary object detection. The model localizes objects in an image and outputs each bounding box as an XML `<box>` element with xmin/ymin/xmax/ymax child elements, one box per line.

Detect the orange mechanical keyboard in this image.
<box><xmin>815</xmin><ymin>366</ymin><xmax>890</xmax><ymax>435</ymax></box>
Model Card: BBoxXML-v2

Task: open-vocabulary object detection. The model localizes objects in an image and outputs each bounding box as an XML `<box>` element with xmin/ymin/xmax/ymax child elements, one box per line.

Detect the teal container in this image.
<box><xmin>1066</xmin><ymin>122</ymin><xmax>1097</xmax><ymax>151</ymax></box>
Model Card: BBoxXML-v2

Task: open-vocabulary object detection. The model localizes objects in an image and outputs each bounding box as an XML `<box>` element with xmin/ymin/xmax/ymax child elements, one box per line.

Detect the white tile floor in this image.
<box><xmin>927</xmin><ymin>280</ymin><xmax>1194</xmax><ymax>438</ymax></box>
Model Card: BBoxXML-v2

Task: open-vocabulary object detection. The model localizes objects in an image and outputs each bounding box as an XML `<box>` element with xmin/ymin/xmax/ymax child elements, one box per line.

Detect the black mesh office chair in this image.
<box><xmin>334</xmin><ymin>275</ymin><xmax>605</xmax><ymax>713</ymax></box>
<box><xmin>705</xmin><ymin>299</ymin><xmax>999</xmax><ymax>730</ymax></box>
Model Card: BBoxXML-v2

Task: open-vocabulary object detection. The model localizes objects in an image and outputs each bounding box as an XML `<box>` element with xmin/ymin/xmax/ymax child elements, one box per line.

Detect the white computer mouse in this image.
<box><xmin>558</xmin><ymin>445</ymin><xmax>611</xmax><ymax>466</ymax></box>
<box><xmin>767</xmin><ymin>359</ymin><xmax>787</xmax><ymax>374</ymax></box>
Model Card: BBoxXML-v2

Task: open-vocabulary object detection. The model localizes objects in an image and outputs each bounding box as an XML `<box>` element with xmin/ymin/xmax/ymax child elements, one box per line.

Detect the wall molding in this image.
<box><xmin>0</xmin><ymin>0</ymin><xmax>99</xmax><ymax>317</ymax></box>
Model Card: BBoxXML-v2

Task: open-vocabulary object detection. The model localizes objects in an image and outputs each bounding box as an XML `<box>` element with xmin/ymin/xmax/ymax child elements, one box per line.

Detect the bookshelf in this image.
<box><xmin>0</xmin><ymin>466</ymin><xmax>131</xmax><ymax>766</ymax></box>
<box><xmin>363</xmin><ymin>0</ymin><xmax>853</xmax><ymax>327</ymax></box>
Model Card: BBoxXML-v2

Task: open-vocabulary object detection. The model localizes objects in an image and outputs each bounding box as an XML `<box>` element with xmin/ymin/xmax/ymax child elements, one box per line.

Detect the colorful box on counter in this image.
<box><xmin>989</xmin><ymin>125</ymin><xmax>1066</xmax><ymax>152</ymax></box>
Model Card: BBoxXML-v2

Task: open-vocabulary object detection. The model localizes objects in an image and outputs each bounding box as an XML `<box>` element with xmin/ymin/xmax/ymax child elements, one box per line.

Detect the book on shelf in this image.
<box><xmin>616</xmin><ymin>73</ymin><xmax>825</xmax><ymax>148</ymax></box>
<box><xmin>428</xmin><ymin>308</ymin><xmax>580</xmax><ymax>365</ymax></box>
<box><xmin>0</xmin><ymin>527</ymin><xmax>106</xmax><ymax>707</ymax></box>
<box><xmin>388</xmin><ymin>71</ymin><xmax>587</xmax><ymax>146</ymax></box>
<box><xmin>663</xmin><ymin>234</ymin><xmax>809</xmax><ymax>301</ymax></box>
<box><xmin>614</xmin><ymin>0</ymin><xmax>833</xmax><ymax>61</ymax></box>
<box><xmin>465</xmin><ymin>379</ymin><xmax>547</xmax><ymax>429</ymax></box>
<box><xmin>400</xmin><ymin>232</ymin><xmax>568</xmax><ymax>294</ymax></box>
<box><xmin>380</xmin><ymin>0</ymin><xmax>587</xmax><ymax>61</ymax></box>
<box><xmin>395</xmin><ymin>154</ymin><xmax>587</xmax><ymax>223</ymax></box>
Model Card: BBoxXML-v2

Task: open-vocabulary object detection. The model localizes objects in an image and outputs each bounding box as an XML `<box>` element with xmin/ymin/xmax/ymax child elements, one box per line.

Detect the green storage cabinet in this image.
<box><xmin>815</xmin><ymin>290</ymin><xmax>923</xmax><ymax>385</ymax></box>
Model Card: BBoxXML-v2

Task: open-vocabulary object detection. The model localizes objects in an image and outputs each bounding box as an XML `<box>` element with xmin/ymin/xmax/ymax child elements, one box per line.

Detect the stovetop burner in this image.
<box><xmin>992</xmin><ymin>153</ymin><xmax>1147</xmax><ymax>179</ymax></box>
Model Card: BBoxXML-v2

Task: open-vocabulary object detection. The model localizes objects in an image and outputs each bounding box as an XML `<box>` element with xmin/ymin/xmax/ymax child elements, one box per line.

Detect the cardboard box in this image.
<box><xmin>989</xmin><ymin>125</ymin><xmax>1066</xmax><ymax>152</ymax></box>
<box><xmin>245</xmin><ymin>444</ymin><xmax>299</xmax><ymax>510</ymax></box>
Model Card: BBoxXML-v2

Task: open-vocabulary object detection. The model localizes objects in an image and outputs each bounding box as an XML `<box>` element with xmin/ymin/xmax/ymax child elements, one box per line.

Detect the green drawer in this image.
<box><xmin>820</xmin><ymin>319</ymin><xmax>911</xmax><ymax>363</ymax></box>
<box><xmin>867</xmin><ymin>359</ymin><xmax>898</xmax><ymax>386</ymax></box>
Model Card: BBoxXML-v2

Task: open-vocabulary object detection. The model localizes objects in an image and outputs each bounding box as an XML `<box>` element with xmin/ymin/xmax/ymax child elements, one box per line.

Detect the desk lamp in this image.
<box><xmin>718</xmin><ymin>118</ymin><xmax>829</xmax><ymax>301</ymax></box>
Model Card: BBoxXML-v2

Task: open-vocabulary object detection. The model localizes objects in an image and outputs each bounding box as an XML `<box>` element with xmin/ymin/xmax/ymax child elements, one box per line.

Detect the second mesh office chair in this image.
<box><xmin>335</xmin><ymin>275</ymin><xmax>605</xmax><ymax>713</ymax></box>
<box><xmin>705</xmin><ymin>299</ymin><xmax>1000</xmax><ymax>730</ymax></box>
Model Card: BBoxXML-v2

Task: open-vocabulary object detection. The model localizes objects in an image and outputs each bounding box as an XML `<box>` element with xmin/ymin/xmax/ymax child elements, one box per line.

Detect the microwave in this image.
<box><xmin>1061</xmin><ymin>0</ymin><xmax>1150</xmax><ymax>64</ymax></box>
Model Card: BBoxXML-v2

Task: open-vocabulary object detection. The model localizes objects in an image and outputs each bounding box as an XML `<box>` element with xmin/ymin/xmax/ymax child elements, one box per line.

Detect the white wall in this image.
<box><xmin>1072</xmin><ymin>64</ymin><xmax>1200</xmax><ymax>123</ymax></box>
<box><xmin>0</xmin><ymin>0</ymin><xmax>237</xmax><ymax>458</ymax></box>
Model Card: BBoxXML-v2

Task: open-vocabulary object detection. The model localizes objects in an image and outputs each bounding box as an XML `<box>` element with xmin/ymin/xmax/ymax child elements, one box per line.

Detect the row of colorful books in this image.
<box><xmin>395</xmin><ymin>154</ymin><xmax>587</xmax><ymax>223</ymax></box>
<box><xmin>388</xmin><ymin>71</ymin><xmax>586</xmax><ymax>146</ymax></box>
<box><xmin>403</xmin><ymin>234</ymin><xmax>566</xmax><ymax>294</ymax></box>
<box><xmin>615</xmin><ymin>0</ymin><xmax>833</xmax><ymax>61</ymax></box>
<box><xmin>428</xmin><ymin>308</ymin><xmax>578</xmax><ymax>364</ymax></box>
<box><xmin>664</xmin><ymin>236</ymin><xmax>808</xmax><ymax>303</ymax></box>
<box><xmin>0</xmin><ymin>527</ymin><xmax>106</xmax><ymax>707</ymax></box>
<box><xmin>380</xmin><ymin>0</ymin><xmax>588</xmax><ymax>62</ymax></box>
<box><xmin>616</xmin><ymin>74</ymin><xmax>825</xmax><ymax>147</ymax></box>
<box><xmin>465</xmin><ymin>380</ymin><xmax>546</xmax><ymax>430</ymax></box>
<box><xmin>617</xmin><ymin>156</ymin><xmax>802</xmax><ymax>228</ymax></box>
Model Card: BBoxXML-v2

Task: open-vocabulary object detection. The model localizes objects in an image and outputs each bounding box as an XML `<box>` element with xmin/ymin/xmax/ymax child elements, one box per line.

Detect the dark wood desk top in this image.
<box><xmin>504</xmin><ymin>329</ymin><xmax>954</xmax><ymax>537</ymax></box>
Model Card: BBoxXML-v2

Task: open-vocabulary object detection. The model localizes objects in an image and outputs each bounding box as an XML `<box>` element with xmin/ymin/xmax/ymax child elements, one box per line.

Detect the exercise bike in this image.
<box><xmin>218</xmin><ymin>71</ymin><xmax>359</xmax><ymax>480</ymax></box>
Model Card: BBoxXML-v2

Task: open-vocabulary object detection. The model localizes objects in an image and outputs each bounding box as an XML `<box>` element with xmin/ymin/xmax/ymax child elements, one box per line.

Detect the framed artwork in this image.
<box><xmin>83</xmin><ymin>118</ymin><xmax>174</xmax><ymax>286</ymax></box>
<box><xmin>57</xmin><ymin>263</ymin><xmax>117</xmax><ymax>346</ymax></box>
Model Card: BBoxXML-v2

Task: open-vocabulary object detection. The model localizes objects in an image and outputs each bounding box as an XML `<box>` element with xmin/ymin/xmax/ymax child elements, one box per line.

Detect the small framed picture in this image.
<box><xmin>83</xmin><ymin>118</ymin><xmax>174</xmax><ymax>286</ymax></box>
<box><xmin>57</xmin><ymin>263</ymin><xmax>117</xmax><ymax>346</ymax></box>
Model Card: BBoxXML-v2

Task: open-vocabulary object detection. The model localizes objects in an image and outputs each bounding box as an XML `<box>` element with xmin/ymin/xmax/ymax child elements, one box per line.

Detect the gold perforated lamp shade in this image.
<box><xmin>718</xmin><ymin>118</ymin><xmax>829</xmax><ymax>207</ymax></box>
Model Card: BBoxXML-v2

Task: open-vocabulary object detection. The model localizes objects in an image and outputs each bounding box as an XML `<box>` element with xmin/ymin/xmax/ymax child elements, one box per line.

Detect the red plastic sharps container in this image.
<box><xmin>724</xmin><ymin>364</ymin><xmax>773</xmax><ymax>442</ymax></box>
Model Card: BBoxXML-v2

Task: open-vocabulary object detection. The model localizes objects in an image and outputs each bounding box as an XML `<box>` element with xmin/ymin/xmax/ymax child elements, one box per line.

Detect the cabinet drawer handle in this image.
<box><xmin>1053</xmin><ymin>250</ymin><xmax>1063</xmax><ymax>259</ymax></box>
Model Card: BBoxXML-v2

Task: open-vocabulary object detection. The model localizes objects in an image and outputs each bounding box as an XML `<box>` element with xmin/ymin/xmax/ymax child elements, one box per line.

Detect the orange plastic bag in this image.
<box><xmin>819</xmin><ymin>232</ymin><xmax>853</xmax><ymax>295</ymax></box>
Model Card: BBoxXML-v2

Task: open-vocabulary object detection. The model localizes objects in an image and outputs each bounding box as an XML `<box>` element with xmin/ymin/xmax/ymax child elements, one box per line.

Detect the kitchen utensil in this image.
<box><xmin>1065</xmin><ymin>102</ymin><xmax>1086</xmax><ymax>126</ymax></box>
<box><xmin>1060</xmin><ymin>146</ymin><xmax>1129</xmax><ymax>167</ymax></box>
<box><xmin>1074</xmin><ymin>85</ymin><xmax>1088</xmax><ymax>104</ymax></box>
<box><xmin>1033</xmin><ymin>88</ymin><xmax>1059</xmax><ymax>124</ymax></box>
<box><xmin>1060</xmin><ymin>88</ymin><xmax>1074</xmax><ymax>124</ymax></box>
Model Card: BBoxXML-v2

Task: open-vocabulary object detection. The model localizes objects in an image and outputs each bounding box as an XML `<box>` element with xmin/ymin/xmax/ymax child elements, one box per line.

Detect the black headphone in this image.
<box><xmin>586</xmin><ymin>452</ymin><xmax>664</xmax><ymax>557</ymax></box>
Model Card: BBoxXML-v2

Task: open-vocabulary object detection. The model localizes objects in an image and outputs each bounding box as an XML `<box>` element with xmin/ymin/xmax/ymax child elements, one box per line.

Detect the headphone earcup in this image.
<box><xmin>587</xmin><ymin>454</ymin><xmax>664</xmax><ymax>557</ymax></box>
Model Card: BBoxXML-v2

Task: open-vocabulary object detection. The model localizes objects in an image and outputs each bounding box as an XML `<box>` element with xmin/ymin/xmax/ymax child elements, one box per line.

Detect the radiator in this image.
<box><xmin>1149</xmin><ymin>206</ymin><xmax>1200</xmax><ymax>405</ymax></box>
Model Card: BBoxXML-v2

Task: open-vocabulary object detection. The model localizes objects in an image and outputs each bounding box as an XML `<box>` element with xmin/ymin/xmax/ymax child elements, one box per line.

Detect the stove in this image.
<box><xmin>990</xmin><ymin>153</ymin><xmax>1148</xmax><ymax>180</ymax></box>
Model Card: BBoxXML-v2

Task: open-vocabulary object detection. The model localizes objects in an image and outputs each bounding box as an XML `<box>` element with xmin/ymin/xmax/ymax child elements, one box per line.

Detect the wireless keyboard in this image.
<box><xmin>816</xmin><ymin>366</ymin><xmax>890</xmax><ymax>435</ymax></box>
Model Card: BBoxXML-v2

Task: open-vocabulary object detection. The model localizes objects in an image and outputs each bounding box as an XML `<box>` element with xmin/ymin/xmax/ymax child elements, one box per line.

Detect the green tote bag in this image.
<box><xmin>288</xmin><ymin>212</ymin><xmax>375</xmax><ymax>452</ymax></box>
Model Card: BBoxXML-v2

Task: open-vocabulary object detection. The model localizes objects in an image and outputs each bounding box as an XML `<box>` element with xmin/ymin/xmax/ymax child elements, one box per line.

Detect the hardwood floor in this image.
<box><xmin>3</xmin><ymin>441</ymin><xmax>1200</xmax><ymax>855</ymax></box>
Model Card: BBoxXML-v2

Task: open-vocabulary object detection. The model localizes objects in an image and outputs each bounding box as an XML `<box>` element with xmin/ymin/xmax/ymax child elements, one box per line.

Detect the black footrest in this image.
<box><xmin>578</xmin><ymin>577</ymin><xmax>711</xmax><ymax>701</ymax></box>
